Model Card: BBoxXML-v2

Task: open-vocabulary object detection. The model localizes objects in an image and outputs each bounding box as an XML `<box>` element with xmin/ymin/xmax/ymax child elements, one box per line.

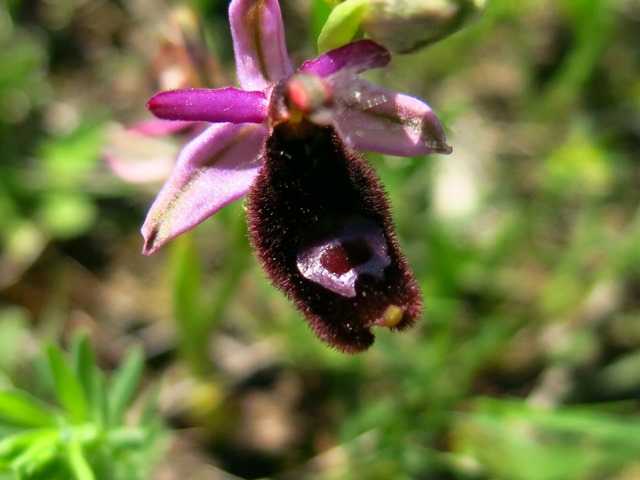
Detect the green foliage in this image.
<box><xmin>311</xmin><ymin>0</ymin><xmax>335</xmax><ymax>46</ymax></box>
<box><xmin>453</xmin><ymin>399</ymin><xmax>640</xmax><ymax>479</ymax></box>
<box><xmin>0</xmin><ymin>337</ymin><xmax>164</xmax><ymax>480</ymax></box>
<box><xmin>169</xmin><ymin>206</ymin><xmax>252</xmax><ymax>377</ymax></box>
<box><xmin>0</xmin><ymin>3</ymin><xmax>106</xmax><ymax>289</ymax></box>
<box><xmin>317</xmin><ymin>0</ymin><xmax>368</xmax><ymax>53</ymax></box>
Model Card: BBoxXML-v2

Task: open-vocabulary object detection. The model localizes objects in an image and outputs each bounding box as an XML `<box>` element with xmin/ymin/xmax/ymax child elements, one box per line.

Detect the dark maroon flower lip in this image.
<box><xmin>247</xmin><ymin>119</ymin><xmax>422</xmax><ymax>353</ymax></box>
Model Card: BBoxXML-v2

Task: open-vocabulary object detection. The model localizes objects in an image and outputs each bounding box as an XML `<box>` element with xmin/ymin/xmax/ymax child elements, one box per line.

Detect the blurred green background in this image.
<box><xmin>1</xmin><ymin>0</ymin><xmax>640</xmax><ymax>478</ymax></box>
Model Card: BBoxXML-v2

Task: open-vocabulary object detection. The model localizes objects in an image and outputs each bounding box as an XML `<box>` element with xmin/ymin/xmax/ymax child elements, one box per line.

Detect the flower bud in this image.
<box><xmin>319</xmin><ymin>0</ymin><xmax>485</xmax><ymax>54</ymax></box>
<box><xmin>362</xmin><ymin>0</ymin><xmax>485</xmax><ymax>53</ymax></box>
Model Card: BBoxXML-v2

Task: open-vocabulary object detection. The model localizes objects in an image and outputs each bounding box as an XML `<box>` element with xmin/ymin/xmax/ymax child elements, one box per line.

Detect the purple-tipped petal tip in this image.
<box><xmin>141</xmin><ymin>123</ymin><xmax>267</xmax><ymax>254</ymax></box>
<box><xmin>333</xmin><ymin>79</ymin><xmax>452</xmax><ymax>157</ymax></box>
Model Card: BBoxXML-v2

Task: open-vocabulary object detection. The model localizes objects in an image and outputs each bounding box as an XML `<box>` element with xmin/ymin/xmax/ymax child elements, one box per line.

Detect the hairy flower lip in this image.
<box><xmin>248</xmin><ymin>121</ymin><xmax>422</xmax><ymax>353</ymax></box>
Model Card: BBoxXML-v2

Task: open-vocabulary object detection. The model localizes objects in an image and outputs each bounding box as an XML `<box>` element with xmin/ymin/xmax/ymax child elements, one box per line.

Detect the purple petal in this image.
<box><xmin>229</xmin><ymin>0</ymin><xmax>293</xmax><ymax>90</ymax></box>
<box><xmin>299</xmin><ymin>40</ymin><xmax>390</xmax><ymax>78</ymax></box>
<box><xmin>332</xmin><ymin>78</ymin><xmax>452</xmax><ymax>156</ymax></box>
<box><xmin>142</xmin><ymin>123</ymin><xmax>267</xmax><ymax>254</ymax></box>
<box><xmin>147</xmin><ymin>88</ymin><xmax>268</xmax><ymax>124</ymax></box>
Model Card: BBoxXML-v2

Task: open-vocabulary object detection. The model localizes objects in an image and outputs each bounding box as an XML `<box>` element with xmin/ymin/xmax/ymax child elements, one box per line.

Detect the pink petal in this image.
<box><xmin>105</xmin><ymin>151</ymin><xmax>175</xmax><ymax>184</ymax></box>
<box><xmin>332</xmin><ymin>78</ymin><xmax>452</xmax><ymax>156</ymax></box>
<box><xmin>141</xmin><ymin>123</ymin><xmax>267</xmax><ymax>254</ymax></box>
<box><xmin>104</xmin><ymin>123</ymin><xmax>179</xmax><ymax>184</ymax></box>
<box><xmin>299</xmin><ymin>40</ymin><xmax>390</xmax><ymax>78</ymax></box>
<box><xmin>147</xmin><ymin>88</ymin><xmax>268</xmax><ymax>123</ymax></box>
<box><xmin>129</xmin><ymin>119</ymin><xmax>196</xmax><ymax>137</ymax></box>
<box><xmin>229</xmin><ymin>0</ymin><xmax>293</xmax><ymax>90</ymax></box>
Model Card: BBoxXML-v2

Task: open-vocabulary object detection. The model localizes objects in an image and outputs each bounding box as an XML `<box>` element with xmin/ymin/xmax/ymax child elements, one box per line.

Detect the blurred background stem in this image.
<box><xmin>170</xmin><ymin>211</ymin><xmax>250</xmax><ymax>378</ymax></box>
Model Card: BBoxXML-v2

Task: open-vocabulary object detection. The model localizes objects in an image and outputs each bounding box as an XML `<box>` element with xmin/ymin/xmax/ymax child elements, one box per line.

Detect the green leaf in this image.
<box><xmin>88</xmin><ymin>369</ymin><xmax>107</xmax><ymax>432</ymax></box>
<box><xmin>46</xmin><ymin>344</ymin><xmax>88</xmax><ymax>424</ymax></box>
<box><xmin>107</xmin><ymin>346</ymin><xmax>144</xmax><ymax>427</ymax></box>
<box><xmin>0</xmin><ymin>430</ymin><xmax>57</xmax><ymax>460</ymax></box>
<box><xmin>71</xmin><ymin>336</ymin><xmax>97</xmax><ymax>419</ymax></box>
<box><xmin>317</xmin><ymin>0</ymin><xmax>368</xmax><ymax>52</ymax></box>
<box><xmin>0</xmin><ymin>307</ymin><xmax>29</xmax><ymax>374</ymax></box>
<box><xmin>455</xmin><ymin>399</ymin><xmax>640</xmax><ymax>479</ymax></box>
<box><xmin>65</xmin><ymin>437</ymin><xmax>95</xmax><ymax>480</ymax></box>
<box><xmin>171</xmin><ymin>233</ymin><xmax>203</xmax><ymax>331</ymax></box>
<box><xmin>40</xmin><ymin>123</ymin><xmax>104</xmax><ymax>188</ymax></box>
<box><xmin>139</xmin><ymin>382</ymin><xmax>161</xmax><ymax>428</ymax></box>
<box><xmin>0</xmin><ymin>390</ymin><xmax>58</xmax><ymax>428</ymax></box>
<box><xmin>38</xmin><ymin>191</ymin><xmax>97</xmax><ymax>239</ymax></box>
<box><xmin>170</xmin><ymin>234</ymin><xmax>210</xmax><ymax>376</ymax></box>
<box><xmin>72</xmin><ymin>336</ymin><xmax>109</xmax><ymax>428</ymax></box>
<box><xmin>312</xmin><ymin>0</ymin><xmax>333</xmax><ymax>43</ymax></box>
<box><xmin>11</xmin><ymin>435</ymin><xmax>59</xmax><ymax>477</ymax></box>
<box><xmin>107</xmin><ymin>427</ymin><xmax>148</xmax><ymax>450</ymax></box>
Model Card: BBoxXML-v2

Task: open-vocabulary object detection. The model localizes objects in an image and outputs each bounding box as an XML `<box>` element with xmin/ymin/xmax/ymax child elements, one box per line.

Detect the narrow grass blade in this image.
<box><xmin>46</xmin><ymin>344</ymin><xmax>88</xmax><ymax>424</ymax></box>
<box><xmin>71</xmin><ymin>335</ymin><xmax>97</xmax><ymax>413</ymax></box>
<box><xmin>108</xmin><ymin>346</ymin><xmax>144</xmax><ymax>427</ymax></box>
<box><xmin>0</xmin><ymin>390</ymin><xmax>58</xmax><ymax>428</ymax></box>
<box><xmin>65</xmin><ymin>437</ymin><xmax>96</xmax><ymax>480</ymax></box>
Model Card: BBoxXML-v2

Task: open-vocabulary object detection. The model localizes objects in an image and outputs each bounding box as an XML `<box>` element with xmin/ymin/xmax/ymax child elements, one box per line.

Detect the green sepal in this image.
<box><xmin>317</xmin><ymin>0</ymin><xmax>369</xmax><ymax>53</ymax></box>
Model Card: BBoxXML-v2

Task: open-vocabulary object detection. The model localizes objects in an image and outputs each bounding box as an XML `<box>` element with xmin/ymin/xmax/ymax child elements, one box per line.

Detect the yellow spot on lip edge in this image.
<box><xmin>377</xmin><ymin>305</ymin><xmax>404</xmax><ymax>328</ymax></box>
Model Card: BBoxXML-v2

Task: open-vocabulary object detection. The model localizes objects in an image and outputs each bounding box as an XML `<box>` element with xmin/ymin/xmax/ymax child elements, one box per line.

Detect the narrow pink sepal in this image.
<box><xmin>129</xmin><ymin>119</ymin><xmax>196</xmax><ymax>137</ymax></box>
<box><xmin>299</xmin><ymin>40</ymin><xmax>390</xmax><ymax>78</ymax></box>
<box><xmin>103</xmin><ymin>123</ymin><xmax>183</xmax><ymax>184</ymax></box>
<box><xmin>229</xmin><ymin>0</ymin><xmax>293</xmax><ymax>90</ymax></box>
<box><xmin>333</xmin><ymin>79</ymin><xmax>452</xmax><ymax>156</ymax></box>
<box><xmin>141</xmin><ymin>123</ymin><xmax>268</xmax><ymax>254</ymax></box>
<box><xmin>147</xmin><ymin>88</ymin><xmax>268</xmax><ymax>124</ymax></box>
<box><xmin>105</xmin><ymin>150</ymin><xmax>175</xmax><ymax>185</ymax></box>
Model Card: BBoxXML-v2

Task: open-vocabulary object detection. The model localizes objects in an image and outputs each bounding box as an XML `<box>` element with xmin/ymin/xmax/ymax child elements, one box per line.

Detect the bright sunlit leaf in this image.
<box><xmin>0</xmin><ymin>390</ymin><xmax>58</xmax><ymax>428</ymax></box>
<box><xmin>317</xmin><ymin>0</ymin><xmax>368</xmax><ymax>52</ymax></box>
<box><xmin>46</xmin><ymin>344</ymin><xmax>88</xmax><ymax>424</ymax></box>
<box><xmin>108</xmin><ymin>346</ymin><xmax>145</xmax><ymax>427</ymax></box>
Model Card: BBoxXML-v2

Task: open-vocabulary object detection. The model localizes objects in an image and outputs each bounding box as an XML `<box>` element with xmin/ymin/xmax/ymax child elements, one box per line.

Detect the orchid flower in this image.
<box><xmin>142</xmin><ymin>0</ymin><xmax>452</xmax><ymax>352</ymax></box>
